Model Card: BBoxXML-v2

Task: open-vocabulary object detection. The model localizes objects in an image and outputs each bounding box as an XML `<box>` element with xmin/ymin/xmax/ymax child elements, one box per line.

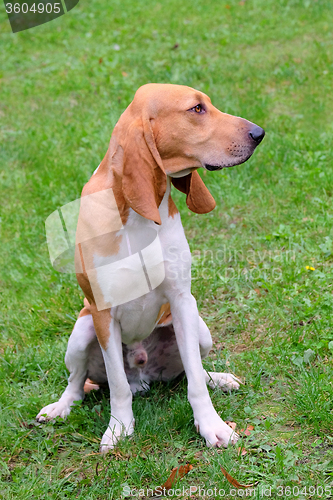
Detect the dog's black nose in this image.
<box><xmin>249</xmin><ymin>125</ymin><xmax>265</xmax><ymax>144</ymax></box>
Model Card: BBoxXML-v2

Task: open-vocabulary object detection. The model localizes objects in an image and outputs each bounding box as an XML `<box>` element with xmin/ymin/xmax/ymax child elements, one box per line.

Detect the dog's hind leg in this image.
<box><xmin>36</xmin><ymin>312</ymin><xmax>96</xmax><ymax>422</ymax></box>
<box><xmin>204</xmin><ymin>371</ymin><xmax>240</xmax><ymax>391</ymax></box>
<box><xmin>198</xmin><ymin>316</ymin><xmax>241</xmax><ymax>392</ymax></box>
<box><xmin>198</xmin><ymin>316</ymin><xmax>213</xmax><ymax>359</ymax></box>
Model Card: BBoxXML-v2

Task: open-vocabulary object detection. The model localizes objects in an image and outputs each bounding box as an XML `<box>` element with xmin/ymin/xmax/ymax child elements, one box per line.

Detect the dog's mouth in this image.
<box><xmin>205</xmin><ymin>164</ymin><xmax>224</xmax><ymax>171</ymax></box>
<box><xmin>204</xmin><ymin>151</ymin><xmax>254</xmax><ymax>171</ymax></box>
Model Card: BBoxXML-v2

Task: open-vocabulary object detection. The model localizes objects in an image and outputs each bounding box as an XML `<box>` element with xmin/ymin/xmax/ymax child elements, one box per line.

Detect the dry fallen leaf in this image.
<box><xmin>238</xmin><ymin>447</ymin><xmax>247</xmax><ymax>456</ymax></box>
<box><xmin>122</xmin><ymin>71</ymin><xmax>128</xmax><ymax>77</ymax></box>
<box><xmin>226</xmin><ymin>421</ymin><xmax>237</xmax><ymax>431</ymax></box>
<box><xmin>84</xmin><ymin>378</ymin><xmax>100</xmax><ymax>393</ymax></box>
<box><xmin>220</xmin><ymin>467</ymin><xmax>255</xmax><ymax>489</ymax></box>
<box><xmin>155</xmin><ymin>464</ymin><xmax>193</xmax><ymax>493</ymax></box>
<box><xmin>240</xmin><ymin>425</ymin><xmax>254</xmax><ymax>436</ymax></box>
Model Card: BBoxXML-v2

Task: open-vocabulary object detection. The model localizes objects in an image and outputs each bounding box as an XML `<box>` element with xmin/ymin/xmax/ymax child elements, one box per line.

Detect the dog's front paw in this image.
<box><xmin>195</xmin><ymin>411</ymin><xmax>239</xmax><ymax>448</ymax></box>
<box><xmin>206</xmin><ymin>372</ymin><xmax>241</xmax><ymax>392</ymax></box>
<box><xmin>100</xmin><ymin>416</ymin><xmax>135</xmax><ymax>454</ymax></box>
<box><xmin>36</xmin><ymin>401</ymin><xmax>74</xmax><ymax>422</ymax></box>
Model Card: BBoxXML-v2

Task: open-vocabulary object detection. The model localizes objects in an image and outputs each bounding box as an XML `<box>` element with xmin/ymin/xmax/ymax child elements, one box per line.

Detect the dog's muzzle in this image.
<box><xmin>205</xmin><ymin>125</ymin><xmax>265</xmax><ymax>171</ymax></box>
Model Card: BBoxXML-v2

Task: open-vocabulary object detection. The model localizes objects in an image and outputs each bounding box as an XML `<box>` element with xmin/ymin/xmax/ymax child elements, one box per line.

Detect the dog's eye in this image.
<box><xmin>189</xmin><ymin>104</ymin><xmax>204</xmax><ymax>114</ymax></box>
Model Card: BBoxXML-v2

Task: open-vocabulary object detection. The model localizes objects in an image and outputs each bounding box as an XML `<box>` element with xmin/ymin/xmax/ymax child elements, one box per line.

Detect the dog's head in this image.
<box><xmin>107</xmin><ymin>83</ymin><xmax>265</xmax><ymax>224</ymax></box>
<box><xmin>131</xmin><ymin>83</ymin><xmax>264</xmax><ymax>174</ymax></box>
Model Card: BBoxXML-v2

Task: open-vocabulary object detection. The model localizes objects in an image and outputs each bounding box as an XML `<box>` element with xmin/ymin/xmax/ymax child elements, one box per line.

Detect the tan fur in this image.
<box><xmin>156</xmin><ymin>303</ymin><xmax>172</xmax><ymax>325</ymax></box>
<box><xmin>171</xmin><ymin>171</ymin><xmax>216</xmax><ymax>214</ymax></box>
<box><xmin>88</xmin><ymin>303</ymin><xmax>113</xmax><ymax>351</ymax></box>
<box><xmin>78</xmin><ymin>307</ymin><xmax>91</xmax><ymax>318</ymax></box>
<box><xmin>168</xmin><ymin>193</ymin><xmax>179</xmax><ymax>218</ymax></box>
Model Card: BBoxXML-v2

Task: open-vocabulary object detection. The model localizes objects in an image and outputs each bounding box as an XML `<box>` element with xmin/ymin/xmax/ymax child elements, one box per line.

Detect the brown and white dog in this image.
<box><xmin>37</xmin><ymin>84</ymin><xmax>264</xmax><ymax>452</ymax></box>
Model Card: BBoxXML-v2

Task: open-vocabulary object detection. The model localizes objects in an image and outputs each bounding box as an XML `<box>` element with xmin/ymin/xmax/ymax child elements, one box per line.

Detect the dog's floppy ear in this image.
<box><xmin>120</xmin><ymin>115</ymin><xmax>166</xmax><ymax>225</ymax></box>
<box><xmin>172</xmin><ymin>171</ymin><xmax>216</xmax><ymax>214</ymax></box>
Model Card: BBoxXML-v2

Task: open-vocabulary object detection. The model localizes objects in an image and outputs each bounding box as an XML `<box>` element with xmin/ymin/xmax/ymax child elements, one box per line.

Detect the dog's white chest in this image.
<box><xmin>113</xmin><ymin>292</ymin><xmax>165</xmax><ymax>344</ymax></box>
<box><xmin>92</xmin><ymin>207</ymin><xmax>191</xmax><ymax>344</ymax></box>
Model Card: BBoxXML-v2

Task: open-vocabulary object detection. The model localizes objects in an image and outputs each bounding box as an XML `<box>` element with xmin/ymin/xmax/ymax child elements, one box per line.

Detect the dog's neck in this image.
<box><xmin>157</xmin><ymin>176</ymin><xmax>172</xmax><ymax>224</ymax></box>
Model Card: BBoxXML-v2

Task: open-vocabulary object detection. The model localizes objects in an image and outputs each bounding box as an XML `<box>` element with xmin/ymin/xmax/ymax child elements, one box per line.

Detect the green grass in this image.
<box><xmin>1</xmin><ymin>0</ymin><xmax>333</xmax><ymax>498</ymax></box>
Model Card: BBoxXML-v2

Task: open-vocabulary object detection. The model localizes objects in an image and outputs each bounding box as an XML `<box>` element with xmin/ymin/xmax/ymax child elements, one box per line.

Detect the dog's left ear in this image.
<box><xmin>120</xmin><ymin>114</ymin><xmax>167</xmax><ymax>225</ymax></box>
<box><xmin>172</xmin><ymin>171</ymin><xmax>216</xmax><ymax>214</ymax></box>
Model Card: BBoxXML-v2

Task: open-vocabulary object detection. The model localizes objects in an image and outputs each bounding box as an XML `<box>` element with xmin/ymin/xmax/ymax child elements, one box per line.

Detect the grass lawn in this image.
<box><xmin>1</xmin><ymin>0</ymin><xmax>333</xmax><ymax>498</ymax></box>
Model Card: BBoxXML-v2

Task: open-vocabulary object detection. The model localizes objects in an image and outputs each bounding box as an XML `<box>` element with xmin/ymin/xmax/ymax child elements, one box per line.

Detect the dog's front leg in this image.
<box><xmin>169</xmin><ymin>293</ymin><xmax>238</xmax><ymax>447</ymax></box>
<box><xmin>92</xmin><ymin>311</ymin><xmax>134</xmax><ymax>453</ymax></box>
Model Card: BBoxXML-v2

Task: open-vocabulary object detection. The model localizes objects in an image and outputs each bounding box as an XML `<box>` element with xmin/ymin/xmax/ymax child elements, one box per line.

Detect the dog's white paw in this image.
<box><xmin>206</xmin><ymin>372</ymin><xmax>241</xmax><ymax>392</ymax></box>
<box><xmin>195</xmin><ymin>411</ymin><xmax>239</xmax><ymax>448</ymax></box>
<box><xmin>36</xmin><ymin>401</ymin><xmax>74</xmax><ymax>422</ymax></box>
<box><xmin>100</xmin><ymin>416</ymin><xmax>135</xmax><ymax>454</ymax></box>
